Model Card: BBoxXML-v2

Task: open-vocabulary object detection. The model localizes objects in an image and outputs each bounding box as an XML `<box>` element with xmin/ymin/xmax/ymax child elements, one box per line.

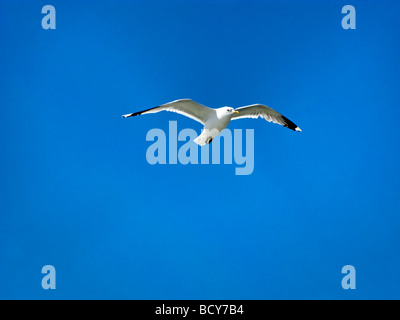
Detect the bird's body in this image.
<box><xmin>196</xmin><ymin>107</ymin><xmax>235</xmax><ymax>145</ymax></box>
<box><xmin>122</xmin><ymin>99</ymin><xmax>301</xmax><ymax>145</ymax></box>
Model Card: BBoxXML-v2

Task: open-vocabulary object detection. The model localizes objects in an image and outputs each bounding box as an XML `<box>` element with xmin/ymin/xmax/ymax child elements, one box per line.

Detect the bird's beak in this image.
<box><xmin>234</xmin><ymin>111</ymin><xmax>239</xmax><ymax>114</ymax></box>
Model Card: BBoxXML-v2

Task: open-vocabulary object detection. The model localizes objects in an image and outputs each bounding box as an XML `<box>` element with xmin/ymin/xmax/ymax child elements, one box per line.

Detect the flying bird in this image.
<box><xmin>122</xmin><ymin>99</ymin><xmax>301</xmax><ymax>145</ymax></box>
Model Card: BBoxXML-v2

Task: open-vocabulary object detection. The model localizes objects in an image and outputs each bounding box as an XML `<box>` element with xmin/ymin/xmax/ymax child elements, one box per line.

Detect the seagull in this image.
<box><xmin>122</xmin><ymin>99</ymin><xmax>301</xmax><ymax>145</ymax></box>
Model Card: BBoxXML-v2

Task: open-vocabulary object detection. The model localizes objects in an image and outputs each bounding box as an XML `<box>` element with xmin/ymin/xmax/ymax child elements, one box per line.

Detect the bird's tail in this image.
<box><xmin>194</xmin><ymin>129</ymin><xmax>219</xmax><ymax>146</ymax></box>
<box><xmin>194</xmin><ymin>133</ymin><xmax>209</xmax><ymax>146</ymax></box>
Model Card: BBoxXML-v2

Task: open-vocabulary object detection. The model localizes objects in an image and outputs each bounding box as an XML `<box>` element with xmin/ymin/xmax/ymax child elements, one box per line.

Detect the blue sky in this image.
<box><xmin>1</xmin><ymin>0</ymin><xmax>399</xmax><ymax>299</ymax></box>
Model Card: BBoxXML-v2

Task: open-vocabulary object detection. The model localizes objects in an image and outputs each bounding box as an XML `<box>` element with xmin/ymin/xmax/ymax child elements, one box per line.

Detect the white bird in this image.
<box><xmin>122</xmin><ymin>99</ymin><xmax>301</xmax><ymax>145</ymax></box>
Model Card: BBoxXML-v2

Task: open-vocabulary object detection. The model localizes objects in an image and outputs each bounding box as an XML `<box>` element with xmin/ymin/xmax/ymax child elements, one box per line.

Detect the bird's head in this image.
<box><xmin>220</xmin><ymin>107</ymin><xmax>239</xmax><ymax>117</ymax></box>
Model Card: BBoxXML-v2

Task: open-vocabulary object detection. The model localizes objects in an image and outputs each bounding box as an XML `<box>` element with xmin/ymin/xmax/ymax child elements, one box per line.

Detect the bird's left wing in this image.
<box><xmin>231</xmin><ymin>104</ymin><xmax>301</xmax><ymax>132</ymax></box>
<box><xmin>122</xmin><ymin>99</ymin><xmax>215</xmax><ymax>125</ymax></box>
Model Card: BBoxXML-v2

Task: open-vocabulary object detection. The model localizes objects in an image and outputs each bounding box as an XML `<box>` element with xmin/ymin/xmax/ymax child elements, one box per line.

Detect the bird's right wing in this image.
<box><xmin>122</xmin><ymin>99</ymin><xmax>215</xmax><ymax>125</ymax></box>
<box><xmin>232</xmin><ymin>104</ymin><xmax>301</xmax><ymax>132</ymax></box>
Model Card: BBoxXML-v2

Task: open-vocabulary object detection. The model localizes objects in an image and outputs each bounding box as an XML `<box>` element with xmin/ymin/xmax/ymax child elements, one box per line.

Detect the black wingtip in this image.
<box><xmin>281</xmin><ymin>115</ymin><xmax>301</xmax><ymax>132</ymax></box>
<box><xmin>122</xmin><ymin>106</ymin><xmax>161</xmax><ymax>119</ymax></box>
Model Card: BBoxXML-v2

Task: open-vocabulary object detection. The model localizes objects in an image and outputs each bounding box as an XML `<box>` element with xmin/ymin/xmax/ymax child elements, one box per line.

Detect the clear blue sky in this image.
<box><xmin>1</xmin><ymin>0</ymin><xmax>399</xmax><ymax>299</ymax></box>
